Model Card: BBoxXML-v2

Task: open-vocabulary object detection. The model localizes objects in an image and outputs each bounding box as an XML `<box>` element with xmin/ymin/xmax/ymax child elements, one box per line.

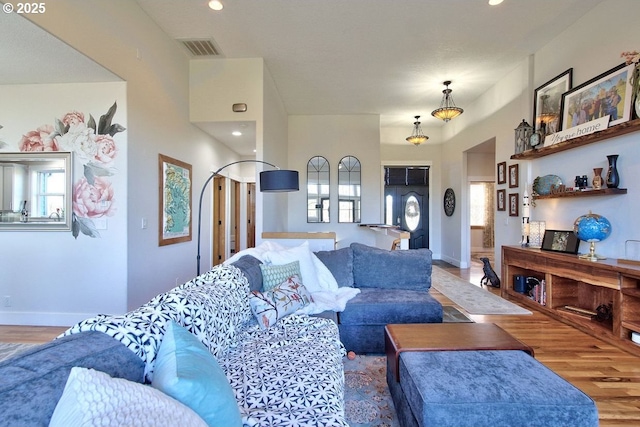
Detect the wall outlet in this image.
<box><xmin>4</xmin><ymin>296</ymin><xmax>11</xmax><ymax>307</ymax></box>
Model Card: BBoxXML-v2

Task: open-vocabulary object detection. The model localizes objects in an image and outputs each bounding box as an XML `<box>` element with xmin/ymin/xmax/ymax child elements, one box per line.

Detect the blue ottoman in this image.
<box><xmin>387</xmin><ymin>350</ymin><xmax>598</xmax><ymax>427</ymax></box>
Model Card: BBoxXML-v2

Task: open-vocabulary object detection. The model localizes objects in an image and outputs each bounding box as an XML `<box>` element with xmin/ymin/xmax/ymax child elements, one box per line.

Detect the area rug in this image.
<box><xmin>344</xmin><ymin>354</ymin><xmax>398</xmax><ymax>427</ymax></box>
<box><xmin>431</xmin><ymin>266</ymin><xmax>531</xmax><ymax>315</ymax></box>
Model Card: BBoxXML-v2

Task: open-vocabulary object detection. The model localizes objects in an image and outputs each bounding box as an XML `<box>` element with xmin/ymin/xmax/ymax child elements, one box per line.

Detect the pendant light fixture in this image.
<box><xmin>431</xmin><ymin>80</ymin><xmax>464</xmax><ymax>122</ymax></box>
<box><xmin>406</xmin><ymin>116</ymin><xmax>429</xmax><ymax>146</ymax></box>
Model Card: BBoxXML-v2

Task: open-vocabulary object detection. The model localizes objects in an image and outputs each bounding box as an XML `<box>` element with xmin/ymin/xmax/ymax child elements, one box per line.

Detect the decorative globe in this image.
<box><xmin>573</xmin><ymin>211</ymin><xmax>611</xmax><ymax>261</ymax></box>
<box><xmin>573</xmin><ymin>212</ymin><xmax>612</xmax><ymax>243</ymax></box>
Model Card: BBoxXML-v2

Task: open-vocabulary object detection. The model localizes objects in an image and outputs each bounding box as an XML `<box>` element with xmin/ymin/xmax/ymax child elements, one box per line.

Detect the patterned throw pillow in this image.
<box><xmin>259</xmin><ymin>261</ymin><xmax>302</xmax><ymax>291</ymax></box>
<box><xmin>248</xmin><ymin>275</ymin><xmax>313</xmax><ymax>330</ymax></box>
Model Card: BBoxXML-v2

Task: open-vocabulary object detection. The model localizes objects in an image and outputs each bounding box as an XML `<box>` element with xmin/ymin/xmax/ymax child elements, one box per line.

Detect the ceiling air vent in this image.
<box><xmin>179</xmin><ymin>39</ymin><xmax>221</xmax><ymax>57</ymax></box>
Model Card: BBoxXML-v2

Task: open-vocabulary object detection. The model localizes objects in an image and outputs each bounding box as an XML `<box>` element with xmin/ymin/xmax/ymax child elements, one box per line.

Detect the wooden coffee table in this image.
<box><xmin>385</xmin><ymin>323</ymin><xmax>534</xmax><ymax>381</ymax></box>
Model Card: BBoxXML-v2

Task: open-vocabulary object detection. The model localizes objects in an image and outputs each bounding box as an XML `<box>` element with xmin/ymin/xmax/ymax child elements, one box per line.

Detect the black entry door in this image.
<box><xmin>385</xmin><ymin>185</ymin><xmax>429</xmax><ymax>249</ymax></box>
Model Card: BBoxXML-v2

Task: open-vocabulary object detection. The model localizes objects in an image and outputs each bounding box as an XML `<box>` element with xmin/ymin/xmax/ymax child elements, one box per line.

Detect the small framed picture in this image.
<box><xmin>541</xmin><ymin>230</ymin><xmax>580</xmax><ymax>254</ymax></box>
<box><xmin>508</xmin><ymin>193</ymin><xmax>519</xmax><ymax>217</ymax></box>
<box><xmin>497</xmin><ymin>162</ymin><xmax>507</xmax><ymax>185</ymax></box>
<box><xmin>497</xmin><ymin>189</ymin><xmax>506</xmax><ymax>211</ymax></box>
<box><xmin>508</xmin><ymin>164</ymin><xmax>519</xmax><ymax>188</ymax></box>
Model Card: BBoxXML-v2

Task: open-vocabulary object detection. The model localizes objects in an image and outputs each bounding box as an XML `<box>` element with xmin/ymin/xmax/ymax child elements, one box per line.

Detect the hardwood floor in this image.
<box><xmin>1</xmin><ymin>261</ymin><xmax>639</xmax><ymax>426</ymax></box>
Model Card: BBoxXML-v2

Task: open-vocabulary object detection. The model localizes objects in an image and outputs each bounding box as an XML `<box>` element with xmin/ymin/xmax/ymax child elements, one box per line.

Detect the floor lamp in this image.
<box><xmin>196</xmin><ymin>160</ymin><xmax>299</xmax><ymax>276</ymax></box>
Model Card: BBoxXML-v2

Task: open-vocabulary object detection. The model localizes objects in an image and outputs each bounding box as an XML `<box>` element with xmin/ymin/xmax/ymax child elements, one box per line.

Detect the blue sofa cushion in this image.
<box><xmin>230</xmin><ymin>255</ymin><xmax>263</xmax><ymax>292</ymax></box>
<box><xmin>0</xmin><ymin>331</ymin><xmax>145</xmax><ymax>427</ymax></box>
<box><xmin>314</xmin><ymin>247</ymin><xmax>354</xmax><ymax>288</ymax></box>
<box><xmin>399</xmin><ymin>350</ymin><xmax>598</xmax><ymax>427</ymax></box>
<box><xmin>350</xmin><ymin>243</ymin><xmax>432</xmax><ymax>291</ymax></box>
<box><xmin>338</xmin><ymin>288</ymin><xmax>442</xmax><ymax>325</ymax></box>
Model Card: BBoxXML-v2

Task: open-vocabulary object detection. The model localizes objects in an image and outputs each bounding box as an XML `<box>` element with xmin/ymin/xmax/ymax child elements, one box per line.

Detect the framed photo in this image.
<box><xmin>508</xmin><ymin>193</ymin><xmax>519</xmax><ymax>217</ymax></box>
<box><xmin>560</xmin><ymin>63</ymin><xmax>634</xmax><ymax>131</ymax></box>
<box><xmin>497</xmin><ymin>189</ymin><xmax>506</xmax><ymax>211</ymax></box>
<box><xmin>508</xmin><ymin>164</ymin><xmax>519</xmax><ymax>188</ymax></box>
<box><xmin>497</xmin><ymin>161</ymin><xmax>507</xmax><ymax>184</ymax></box>
<box><xmin>541</xmin><ymin>230</ymin><xmax>580</xmax><ymax>254</ymax></box>
<box><xmin>533</xmin><ymin>68</ymin><xmax>572</xmax><ymax>135</ymax></box>
<box><xmin>159</xmin><ymin>154</ymin><xmax>192</xmax><ymax>246</ymax></box>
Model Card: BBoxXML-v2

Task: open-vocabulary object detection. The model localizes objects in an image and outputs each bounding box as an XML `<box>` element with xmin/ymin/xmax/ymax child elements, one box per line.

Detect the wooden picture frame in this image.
<box><xmin>560</xmin><ymin>63</ymin><xmax>634</xmax><ymax>131</ymax></box>
<box><xmin>508</xmin><ymin>193</ymin><xmax>519</xmax><ymax>217</ymax></box>
<box><xmin>497</xmin><ymin>161</ymin><xmax>507</xmax><ymax>185</ymax></box>
<box><xmin>159</xmin><ymin>154</ymin><xmax>192</xmax><ymax>246</ymax></box>
<box><xmin>497</xmin><ymin>189</ymin><xmax>506</xmax><ymax>211</ymax></box>
<box><xmin>541</xmin><ymin>230</ymin><xmax>580</xmax><ymax>254</ymax></box>
<box><xmin>508</xmin><ymin>164</ymin><xmax>519</xmax><ymax>188</ymax></box>
<box><xmin>533</xmin><ymin>68</ymin><xmax>572</xmax><ymax>135</ymax></box>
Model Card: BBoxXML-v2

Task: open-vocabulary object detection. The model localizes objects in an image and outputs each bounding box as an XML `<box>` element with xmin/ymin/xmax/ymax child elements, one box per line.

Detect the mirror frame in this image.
<box><xmin>0</xmin><ymin>151</ymin><xmax>73</xmax><ymax>231</ymax></box>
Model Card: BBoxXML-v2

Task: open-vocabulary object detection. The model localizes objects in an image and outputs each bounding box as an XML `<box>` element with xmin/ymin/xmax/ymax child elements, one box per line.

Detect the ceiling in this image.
<box><xmin>1</xmin><ymin>0</ymin><xmax>605</xmax><ymax>155</ymax></box>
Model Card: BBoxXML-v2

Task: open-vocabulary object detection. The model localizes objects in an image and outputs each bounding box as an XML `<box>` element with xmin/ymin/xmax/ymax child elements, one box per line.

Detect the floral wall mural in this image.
<box><xmin>17</xmin><ymin>102</ymin><xmax>125</xmax><ymax>238</ymax></box>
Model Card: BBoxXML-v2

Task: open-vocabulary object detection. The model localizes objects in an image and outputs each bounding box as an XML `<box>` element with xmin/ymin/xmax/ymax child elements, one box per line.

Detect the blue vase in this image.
<box><xmin>606</xmin><ymin>154</ymin><xmax>619</xmax><ymax>188</ymax></box>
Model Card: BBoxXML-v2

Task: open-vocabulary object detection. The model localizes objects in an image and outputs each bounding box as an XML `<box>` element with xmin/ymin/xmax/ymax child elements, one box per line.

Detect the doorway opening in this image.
<box><xmin>469</xmin><ymin>181</ymin><xmax>495</xmax><ymax>266</ymax></box>
<box><xmin>383</xmin><ymin>166</ymin><xmax>429</xmax><ymax>249</ymax></box>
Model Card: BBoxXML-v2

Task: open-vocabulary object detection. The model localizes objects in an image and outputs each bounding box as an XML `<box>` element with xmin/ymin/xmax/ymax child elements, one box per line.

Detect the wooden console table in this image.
<box><xmin>501</xmin><ymin>245</ymin><xmax>640</xmax><ymax>355</ymax></box>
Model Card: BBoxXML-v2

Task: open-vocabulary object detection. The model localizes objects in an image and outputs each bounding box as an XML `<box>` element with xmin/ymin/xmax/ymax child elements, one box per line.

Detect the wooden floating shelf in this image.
<box><xmin>511</xmin><ymin>118</ymin><xmax>640</xmax><ymax>160</ymax></box>
<box><xmin>532</xmin><ymin>188</ymin><xmax>627</xmax><ymax>200</ymax></box>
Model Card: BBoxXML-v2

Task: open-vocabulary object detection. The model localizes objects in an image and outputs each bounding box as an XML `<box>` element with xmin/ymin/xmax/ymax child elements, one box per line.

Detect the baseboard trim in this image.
<box><xmin>0</xmin><ymin>311</ymin><xmax>92</xmax><ymax>327</ymax></box>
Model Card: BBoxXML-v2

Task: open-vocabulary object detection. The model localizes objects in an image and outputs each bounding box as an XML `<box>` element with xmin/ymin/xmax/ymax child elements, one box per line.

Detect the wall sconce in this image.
<box><xmin>529</xmin><ymin>221</ymin><xmax>546</xmax><ymax>248</ymax></box>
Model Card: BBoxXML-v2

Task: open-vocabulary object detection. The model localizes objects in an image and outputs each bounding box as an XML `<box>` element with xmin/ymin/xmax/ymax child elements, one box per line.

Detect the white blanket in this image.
<box><xmin>225</xmin><ymin>241</ymin><xmax>360</xmax><ymax>314</ymax></box>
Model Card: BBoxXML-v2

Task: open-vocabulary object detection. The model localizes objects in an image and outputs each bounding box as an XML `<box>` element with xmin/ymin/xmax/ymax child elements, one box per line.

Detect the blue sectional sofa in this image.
<box><xmin>230</xmin><ymin>242</ymin><xmax>444</xmax><ymax>354</ymax></box>
<box><xmin>328</xmin><ymin>243</ymin><xmax>442</xmax><ymax>353</ymax></box>
<box><xmin>0</xmin><ymin>242</ymin><xmax>441</xmax><ymax>426</ymax></box>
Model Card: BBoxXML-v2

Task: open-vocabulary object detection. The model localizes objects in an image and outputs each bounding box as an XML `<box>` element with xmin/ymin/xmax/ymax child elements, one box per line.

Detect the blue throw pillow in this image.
<box><xmin>350</xmin><ymin>242</ymin><xmax>432</xmax><ymax>291</ymax></box>
<box><xmin>152</xmin><ymin>321</ymin><xmax>242</xmax><ymax>427</ymax></box>
<box><xmin>314</xmin><ymin>247</ymin><xmax>354</xmax><ymax>288</ymax></box>
<box><xmin>230</xmin><ymin>255</ymin><xmax>263</xmax><ymax>292</ymax></box>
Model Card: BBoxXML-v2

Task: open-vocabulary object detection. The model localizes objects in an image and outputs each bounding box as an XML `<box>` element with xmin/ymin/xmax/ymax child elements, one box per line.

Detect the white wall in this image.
<box><xmin>528</xmin><ymin>0</ymin><xmax>640</xmax><ymax>259</ymax></box>
<box><xmin>288</xmin><ymin>115</ymin><xmax>381</xmax><ymax>248</ymax></box>
<box><xmin>0</xmin><ymin>82</ymin><xmax>127</xmax><ymax>325</ymax></box>
<box><xmin>25</xmin><ymin>1</ymin><xmax>240</xmax><ymax>319</ymax></box>
<box><xmin>436</xmin><ymin>0</ymin><xmax>640</xmax><ymax>270</ymax></box>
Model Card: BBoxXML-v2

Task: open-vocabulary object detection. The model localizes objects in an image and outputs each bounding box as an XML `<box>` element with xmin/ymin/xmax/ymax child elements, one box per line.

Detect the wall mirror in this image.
<box><xmin>307</xmin><ymin>156</ymin><xmax>330</xmax><ymax>223</ymax></box>
<box><xmin>0</xmin><ymin>151</ymin><xmax>73</xmax><ymax>231</ymax></box>
<box><xmin>338</xmin><ymin>155</ymin><xmax>361</xmax><ymax>223</ymax></box>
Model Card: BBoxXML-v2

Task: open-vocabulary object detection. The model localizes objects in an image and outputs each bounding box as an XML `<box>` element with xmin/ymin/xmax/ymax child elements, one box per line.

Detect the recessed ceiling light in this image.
<box><xmin>488</xmin><ymin>0</ymin><xmax>504</xmax><ymax>5</ymax></box>
<box><xmin>208</xmin><ymin>1</ymin><xmax>223</xmax><ymax>11</ymax></box>
<box><xmin>232</xmin><ymin>131</ymin><xmax>242</xmax><ymax>136</ymax></box>
<box><xmin>253</xmin><ymin>149</ymin><xmax>256</xmax><ymax>153</ymax></box>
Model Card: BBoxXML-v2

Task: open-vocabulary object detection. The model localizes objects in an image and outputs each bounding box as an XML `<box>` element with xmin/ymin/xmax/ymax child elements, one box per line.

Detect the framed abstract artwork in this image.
<box><xmin>159</xmin><ymin>154</ymin><xmax>192</xmax><ymax>246</ymax></box>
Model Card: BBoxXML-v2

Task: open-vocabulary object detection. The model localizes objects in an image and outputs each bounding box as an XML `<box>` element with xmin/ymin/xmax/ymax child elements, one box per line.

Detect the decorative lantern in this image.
<box><xmin>529</xmin><ymin>221</ymin><xmax>546</xmax><ymax>248</ymax></box>
<box><xmin>514</xmin><ymin>119</ymin><xmax>533</xmax><ymax>154</ymax></box>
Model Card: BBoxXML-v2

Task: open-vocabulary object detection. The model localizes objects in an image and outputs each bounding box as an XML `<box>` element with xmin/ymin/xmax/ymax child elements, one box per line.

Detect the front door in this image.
<box><xmin>385</xmin><ymin>185</ymin><xmax>429</xmax><ymax>249</ymax></box>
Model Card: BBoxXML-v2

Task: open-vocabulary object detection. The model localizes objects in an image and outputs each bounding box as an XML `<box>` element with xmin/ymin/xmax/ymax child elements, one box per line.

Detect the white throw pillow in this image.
<box><xmin>49</xmin><ymin>367</ymin><xmax>208</xmax><ymax>427</ymax></box>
